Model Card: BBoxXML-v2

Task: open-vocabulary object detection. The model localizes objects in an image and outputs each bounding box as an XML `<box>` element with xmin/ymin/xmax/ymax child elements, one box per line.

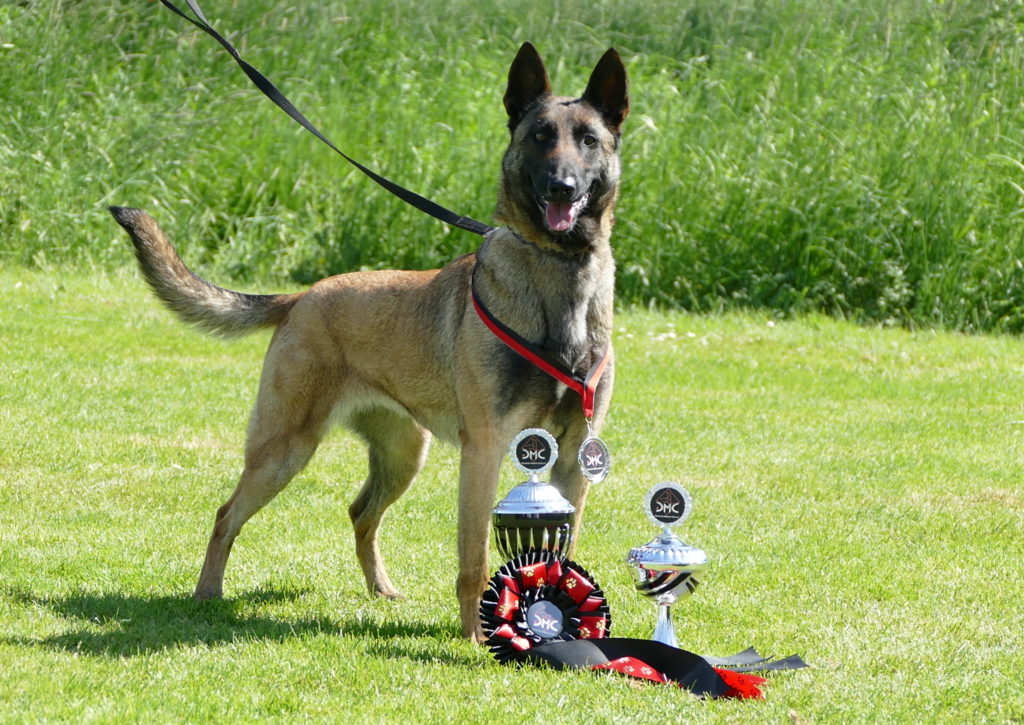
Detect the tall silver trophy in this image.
<box><xmin>627</xmin><ymin>482</ymin><xmax>707</xmax><ymax>648</ymax></box>
<box><xmin>492</xmin><ymin>428</ymin><xmax>576</xmax><ymax>560</ymax></box>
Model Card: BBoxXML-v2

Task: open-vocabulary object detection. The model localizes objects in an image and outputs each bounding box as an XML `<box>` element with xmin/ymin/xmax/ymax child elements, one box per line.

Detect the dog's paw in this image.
<box><xmin>373</xmin><ymin>585</ymin><xmax>405</xmax><ymax>601</ymax></box>
<box><xmin>464</xmin><ymin>624</ymin><xmax>487</xmax><ymax>644</ymax></box>
<box><xmin>193</xmin><ymin>584</ymin><xmax>223</xmax><ymax>601</ymax></box>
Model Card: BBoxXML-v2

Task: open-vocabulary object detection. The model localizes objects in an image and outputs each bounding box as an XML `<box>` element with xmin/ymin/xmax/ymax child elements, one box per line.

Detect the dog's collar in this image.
<box><xmin>504</xmin><ymin>225</ymin><xmax>529</xmax><ymax>245</ymax></box>
<box><xmin>501</xmin><ymin>225</ymin><xmax>592</xmax><ymax>260</ymax></box>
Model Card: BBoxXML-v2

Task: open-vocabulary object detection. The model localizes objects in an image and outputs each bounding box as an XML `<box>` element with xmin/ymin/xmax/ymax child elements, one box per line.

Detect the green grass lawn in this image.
<box><xmin>1</xmin><ymin>265</ymin><xmax>1022</xmax><ymax>722</ymax></box>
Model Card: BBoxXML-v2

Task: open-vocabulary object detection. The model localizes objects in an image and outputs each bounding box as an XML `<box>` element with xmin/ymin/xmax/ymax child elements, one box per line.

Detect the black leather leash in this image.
<box><xmin>159</xmin><ymin>0</ymin><xmax>495</xmax><ymax>237</ymax></box>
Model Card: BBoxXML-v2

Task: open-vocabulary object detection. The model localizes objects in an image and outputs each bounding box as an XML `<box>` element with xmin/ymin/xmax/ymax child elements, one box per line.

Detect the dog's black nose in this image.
<box><xmin>546</xmin><ymin>177</ymin><xmax>576</xmax><ymax>202</ymax></box>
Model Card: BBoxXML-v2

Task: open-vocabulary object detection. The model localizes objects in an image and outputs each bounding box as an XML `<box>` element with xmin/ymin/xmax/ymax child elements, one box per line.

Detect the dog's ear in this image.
<box><xmin>504</xmin><ymin>42</ymin><xmax>551</xmax><ymax>132</ymax></box>
<box><xmin>582</xmin><ymin>48</ymin><xmax>629</xmax><ymax>136</ymax></box>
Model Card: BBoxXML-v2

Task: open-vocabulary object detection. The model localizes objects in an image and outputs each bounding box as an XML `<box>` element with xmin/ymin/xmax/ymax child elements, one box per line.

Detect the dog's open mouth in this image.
<box><xmin>541</xmin><ymin>193</ymin><xmax>590</xmax><ymax>233</ymax></box>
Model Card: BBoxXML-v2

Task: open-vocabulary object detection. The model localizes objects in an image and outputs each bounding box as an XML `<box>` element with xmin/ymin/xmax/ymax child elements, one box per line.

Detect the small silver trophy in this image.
<box><xmin>492</xmin><ymin>428</ymin><xmax>576</xmax><ymax>560</ymax></box>
<box><xmin>627</xmin><ymin>482</ymin><xmax>707</xmax><ymax>648</ymax></box>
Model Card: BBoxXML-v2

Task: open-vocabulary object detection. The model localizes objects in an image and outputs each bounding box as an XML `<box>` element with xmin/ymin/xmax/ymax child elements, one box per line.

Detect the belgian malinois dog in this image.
<box><xmin>110</xmin><ymin>42</ymin><xmax>628</xmax><ymax>640</ymax></box>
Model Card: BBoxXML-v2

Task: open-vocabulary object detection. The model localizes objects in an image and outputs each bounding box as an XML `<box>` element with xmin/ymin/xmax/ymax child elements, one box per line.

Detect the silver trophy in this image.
<box><xmin>627</xmin><ymin>482</ymin><xmax>707</xmax><ymax>648</ymax></box>
<box><xmin>492</xmin><ymin>429</ymin><xmax>576</xmax><ymax>560</ymax></box>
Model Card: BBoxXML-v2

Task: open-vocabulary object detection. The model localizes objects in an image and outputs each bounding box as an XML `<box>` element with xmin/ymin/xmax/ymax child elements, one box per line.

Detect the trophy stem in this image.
<box><xmin>653</xmin><ymin>594</ymin><xmax>678</xmax><ymax>648</ymax></box>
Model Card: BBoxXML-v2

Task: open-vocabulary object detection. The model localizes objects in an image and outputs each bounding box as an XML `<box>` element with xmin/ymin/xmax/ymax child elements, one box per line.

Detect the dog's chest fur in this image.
<box><xmin>473</xmin><ymin>227</ymin><xmax>613</xmax><ymax>414</ymax></box>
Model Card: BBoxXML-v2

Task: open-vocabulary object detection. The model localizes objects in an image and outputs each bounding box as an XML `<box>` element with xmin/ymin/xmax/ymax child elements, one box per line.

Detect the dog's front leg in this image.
<box><xmin>455</xmin><ymin>434</ymin><xmax>502</xmax><ymax>642</ymax></box>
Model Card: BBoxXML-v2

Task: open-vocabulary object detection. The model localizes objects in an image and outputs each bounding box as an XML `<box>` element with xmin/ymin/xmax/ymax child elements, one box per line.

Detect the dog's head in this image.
<box><xmin>496</xmin><ymin>43</ymin><xmax>629</xmax><ymax>253</ymax></box>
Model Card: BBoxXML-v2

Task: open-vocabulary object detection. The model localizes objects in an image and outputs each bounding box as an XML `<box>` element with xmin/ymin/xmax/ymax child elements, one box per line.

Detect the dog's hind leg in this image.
<box><xmin>194</xmin><ymin>428</ymin><xmax>324</xmax><ymax>600</ymax></box>
<box><xmin>347</xmin><ymin>407</ymin><xmax>431</xmax><ymax>599</ymax></box>
<box><xmin>194</xmin><ymin>340</ymin><xmax>335</xmax><ymax>600</ymax></box>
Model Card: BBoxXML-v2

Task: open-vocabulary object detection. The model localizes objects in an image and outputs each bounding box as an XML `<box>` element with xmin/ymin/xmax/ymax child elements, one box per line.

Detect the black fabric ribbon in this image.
<box><xmin>521</xmin><ymin>638</ymin><xmax>732</xmax><ymax>697</ymax></box>
<box><xmin>704</xmin><ymin>647</ymin><xmax>809</xmax><ymax>674</ymax></box>
<box><xmin>517</xmin><ymin>639</ymin><xmax>806</xmax><ymax>698</ymax></box>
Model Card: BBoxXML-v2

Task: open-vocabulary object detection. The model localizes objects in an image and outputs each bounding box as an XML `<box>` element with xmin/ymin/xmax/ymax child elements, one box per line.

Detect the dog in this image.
<box><xmin>110</xmin><ymin>42</ymin><xmax>628</xmax><ymax>641</ymax></box>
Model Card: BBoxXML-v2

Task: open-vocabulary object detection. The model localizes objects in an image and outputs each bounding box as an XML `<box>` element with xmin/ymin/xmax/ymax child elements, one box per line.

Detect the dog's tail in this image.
<box><xmin>109</xmin><ymin>207</ymin><xmax>301</xmax><ymax>337</ymax></box>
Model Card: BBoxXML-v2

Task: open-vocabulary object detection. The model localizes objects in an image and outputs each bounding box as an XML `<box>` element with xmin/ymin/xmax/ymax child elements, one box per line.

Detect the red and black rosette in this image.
<box><xmin>480</xmin><ymin>550</ymin><xmax>611</xmax><ymax>662</ymax></box>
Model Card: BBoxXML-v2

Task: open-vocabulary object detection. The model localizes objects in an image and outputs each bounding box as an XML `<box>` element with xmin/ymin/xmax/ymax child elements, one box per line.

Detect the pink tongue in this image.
<box><xmin>545</xmin><ymin>202</ymin><xmax>574</xmax><ymax>232</ymax></box>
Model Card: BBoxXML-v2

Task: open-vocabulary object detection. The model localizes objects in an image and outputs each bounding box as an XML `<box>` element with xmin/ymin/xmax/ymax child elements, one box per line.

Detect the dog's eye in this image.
<box><xmin>534</xmin><ymin>131</ymin><xmax>549</xmax><ymax>143</ymax></box>
<box><xmin>582</xmin><ymin>134</ymin><xmax>598</xmax><ymax>147</ymax></box>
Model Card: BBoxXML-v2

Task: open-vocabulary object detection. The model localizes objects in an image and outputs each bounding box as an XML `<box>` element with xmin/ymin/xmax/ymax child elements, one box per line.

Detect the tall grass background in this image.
<box><xmin>1</xmin><ymin>0</ymin><xmax>1023</xmax><ymax>330</ymax></box>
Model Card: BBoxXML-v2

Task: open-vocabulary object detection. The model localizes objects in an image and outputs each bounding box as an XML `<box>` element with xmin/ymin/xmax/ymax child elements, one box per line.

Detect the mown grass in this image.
<box><xmin>2</xmin><ymin>265</ymin><xmax>1022</xmax><ymax>722</ymax></box>
<box><xmin>1</xmin><ymin>0</ymin><xmax>1023</xmax><ymax>330</ymax></box>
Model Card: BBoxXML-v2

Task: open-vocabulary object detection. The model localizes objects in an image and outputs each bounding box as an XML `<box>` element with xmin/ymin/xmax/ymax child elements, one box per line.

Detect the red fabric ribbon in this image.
<box><xmin>471</xmin><ymin>286</ymin><xmax>609</xmax><ymax>419</ymax></box>
<box><xmin>594</xmin><ymin>658</ymin><xmax>766</xmax><ymax>698</ymax></box>
<box><xmin>712</xmin><ymin>667</ymin><xmax>768</xmax><ymax>700</ymax></box>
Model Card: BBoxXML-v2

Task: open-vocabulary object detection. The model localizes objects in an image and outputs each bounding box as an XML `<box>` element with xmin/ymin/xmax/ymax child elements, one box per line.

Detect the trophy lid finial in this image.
<box><xmin>642</xmin><ymin>482</ymin><xmax>693</xmax><ymax>530</ymax></box>
<box><xmin>510</xmin><ymin>428</ymin><xmax>559</xmax><ymax>477</ymax></box>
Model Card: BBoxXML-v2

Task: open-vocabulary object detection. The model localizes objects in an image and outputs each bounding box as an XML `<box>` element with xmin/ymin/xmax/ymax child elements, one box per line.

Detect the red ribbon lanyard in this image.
<box><xmin>471</xmin><ymin>285</ymin><xmax>609</xmax><ymax>419</ymax></box>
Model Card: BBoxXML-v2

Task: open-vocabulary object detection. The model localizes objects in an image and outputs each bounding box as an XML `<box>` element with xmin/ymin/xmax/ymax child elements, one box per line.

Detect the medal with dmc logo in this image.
<box><xmin>577</xmin><ymin>435</ymin><xmax>611</xmax><ymax>483</ymax></box>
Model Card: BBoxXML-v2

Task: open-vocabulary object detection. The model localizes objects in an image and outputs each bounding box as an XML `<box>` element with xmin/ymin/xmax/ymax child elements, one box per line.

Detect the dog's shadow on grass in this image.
<box><xmin>5</xmin><ymin>587</ymin><xmax>472</xmax><ymax>664</ymax></box>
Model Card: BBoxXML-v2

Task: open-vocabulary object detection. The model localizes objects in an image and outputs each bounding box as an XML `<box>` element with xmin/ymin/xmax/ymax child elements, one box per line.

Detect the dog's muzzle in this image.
<box><xmin>540</xmin><ymin>193</ymin><xmax>591</xmax><ymax>233</ymax></box>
